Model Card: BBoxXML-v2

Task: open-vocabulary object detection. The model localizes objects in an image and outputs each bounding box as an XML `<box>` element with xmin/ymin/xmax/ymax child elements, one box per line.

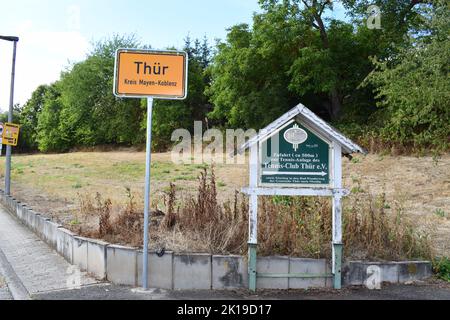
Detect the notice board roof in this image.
<box><xmin>238</xmin><ymin>103</ymin><xmax>367</xmax><ymax>156</ymax></box>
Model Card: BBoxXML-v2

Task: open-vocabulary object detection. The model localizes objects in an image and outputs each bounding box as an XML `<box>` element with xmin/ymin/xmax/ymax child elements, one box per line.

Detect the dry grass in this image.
<box><xmin>0</xmin><ymin>150</ymin><xmax>447</xmax><ymax>258</ymax></box>
<box><xmin>160</xmin><ymin>169</ymin><xmax>248</xmax><ymax>254</ymax></box>
<box><xmin>344</xmin><ymin>191</ymin><xmax>432</xmax><ymax>260</ymax></box>
<box><xmin>73</xmin><ymin>167</ymin><xmax>432</xmax><ymax>261</ymax></box>
<box><xmin>74</xmin><ymin>189</ymin><xmax>145</xmax><ymax>247</ymax></box>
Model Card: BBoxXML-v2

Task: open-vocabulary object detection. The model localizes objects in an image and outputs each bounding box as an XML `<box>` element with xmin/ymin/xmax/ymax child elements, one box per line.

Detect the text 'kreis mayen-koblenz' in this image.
<box><xmin>124</xmin><ymin>78</ymin><xmax>178</xmax><ymax>87</ymax></box>
<box><xmin>124</xmin><ymin>61</ymin><xmax>177</xmax><ymax>87</ymax></box>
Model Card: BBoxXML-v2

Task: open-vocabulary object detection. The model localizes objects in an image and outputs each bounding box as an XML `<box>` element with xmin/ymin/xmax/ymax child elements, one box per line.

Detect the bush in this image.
<box><xmin>75</xmin><ymin>167</ymin><xmax>432</xmax><ymax>261</ymax></box>
<box><xmin>161</xmin><ymin>168</ymin><xmax>248</xmax><ymax>254</ymax></box>
<box><xmin>433</xmin><ymin>257</ymin><xmax>450</xmax><ymax>282</ymax></box>
<box><xmin>364</xmin><ymin>2</ymin><xmax>450</xmax><ymax>153</ymax></box>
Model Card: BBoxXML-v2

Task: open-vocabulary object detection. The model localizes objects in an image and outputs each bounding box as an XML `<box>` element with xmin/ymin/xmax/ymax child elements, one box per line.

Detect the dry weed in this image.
<box><xmin>75</xmin><ymin>167</ymin><xmax>432</xmax><ymax>261</ymax></box>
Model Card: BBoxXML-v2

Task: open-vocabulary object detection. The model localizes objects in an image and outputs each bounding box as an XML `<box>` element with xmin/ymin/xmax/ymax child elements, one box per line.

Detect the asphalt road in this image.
<box><xmin>32</xmin><ymin>279</ymin><xmax>450</xmax><ymax>300</ymax></box>
<box><xmin>1</xmin><ymin>202</ymin><xmax>449</xmax><ymax>301</ymax></box>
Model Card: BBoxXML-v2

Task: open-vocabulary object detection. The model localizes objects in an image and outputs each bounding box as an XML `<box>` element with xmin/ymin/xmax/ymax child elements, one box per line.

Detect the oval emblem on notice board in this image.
<box><xmin>284</xmin><ymin>124</ymin><xmax>308</xmax><ymax>151</ymax></box>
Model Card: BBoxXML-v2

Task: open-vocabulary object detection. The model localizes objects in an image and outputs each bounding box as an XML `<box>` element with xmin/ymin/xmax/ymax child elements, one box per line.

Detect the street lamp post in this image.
<box><xmin>0</xmin><ymin>35</ymin><xmax>19</xmax><ymax>196</ymax></box>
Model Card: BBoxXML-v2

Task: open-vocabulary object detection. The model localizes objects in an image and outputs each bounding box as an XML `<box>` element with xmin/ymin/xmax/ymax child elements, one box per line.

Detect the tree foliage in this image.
<box><xmin>207</xmin><ymin>0</ymin><xmax>382</xmax><ymax>128</ymax></box>
<box><xmin>151</xmin><ymin>36</ymin><xmax>212</xmax><ymax>150</ymax></box>
<box><xmin>31</xmin><ymin>35</ymin><xmax>145</xmax><ymax>152</ymax></box>
<box><xmin>365</xmin><ymin>1</ymin><xmax>450</xmax><ymax>151</ymax></box>
<box><xmin>12</xmin><ymin>1</ymin><xmax>449</xmax><ymax>154</ymax></box>
<box><xmin>36</xmin><ymin>83</ymin><xmax>68</xmax><ymax>152</ymax></box>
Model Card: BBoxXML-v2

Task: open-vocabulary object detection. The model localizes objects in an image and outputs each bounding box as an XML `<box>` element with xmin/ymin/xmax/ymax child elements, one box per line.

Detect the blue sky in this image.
<box><xmin>0</xmin><ymin>0</ymin><xmax>347</xmax><ymax>110</ymax></box>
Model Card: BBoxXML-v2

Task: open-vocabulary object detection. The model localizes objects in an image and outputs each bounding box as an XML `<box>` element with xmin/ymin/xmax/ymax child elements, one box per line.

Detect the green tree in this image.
<box><xmin>365</xmin><ymin>1</ymin><xmax>450</xmax><ymax>151</ymax></box>
<box><xmin>56</xmin><ymin>34</ymin><xmax>145</xmax><ymax>149</ymax></box>
<box><xmin>206</xmin><ymin>13</ymin><xmax>299</xmax><ymax>128</ymax></box>
<box><xmin>288</xmin><ymin>20</ymin><xmax>379</xmax><ymax>121</ymax></box>
<box><xmin>19</xmin><ymin>85</ymin><xmax>50</xmax><ymax>151</ymax></box>
<box><xmin>36</xmin><ymin>83</ymin><xmax>69</xmax><ymax>152</ymax></box>
<box><xmin>207</xmin><ymin>0</ymin><xmax>381</xmax><ymax>127</ymax></box>
<box><xmin>151</xmin><ymin>36</ymin><xmax>213</xmax><ymax>150</ymax></box>
<box><xmin>343</xmin><ymin>0</ymin><xmax>434</xmax><ymax>37</ymax></box>
<box><xmin>33</xmin><ymin>34</ymin><xmax>146</xmax><ymax>152</ymax></box>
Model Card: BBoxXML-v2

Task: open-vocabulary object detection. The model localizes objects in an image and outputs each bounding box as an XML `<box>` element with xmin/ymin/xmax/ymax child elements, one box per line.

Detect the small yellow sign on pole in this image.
<box><xmin>113</xmin><ymin>49</ymin><xmax>188</xmax><ymax>99</ymax></box>
<box><xmin>2</xmin><ymin>123</ymin><xmax>20</xmax><ymax>147</ymax></box>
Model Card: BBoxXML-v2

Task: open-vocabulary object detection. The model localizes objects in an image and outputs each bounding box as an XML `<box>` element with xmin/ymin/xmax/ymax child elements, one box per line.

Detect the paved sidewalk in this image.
<box><xmin>0</xmin><ymin>205</ymin><xmax>97</xmax><ymax>298</ymax></box>
<box><xmin>0</xmin><ymin>274</ymin><xmax>12</xmax><ymax>300</ymax></box>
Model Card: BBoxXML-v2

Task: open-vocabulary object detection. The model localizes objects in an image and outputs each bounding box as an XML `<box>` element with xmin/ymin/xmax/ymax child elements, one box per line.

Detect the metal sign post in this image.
<box><xmin>0</xmin><ymin>36</ymin><xmax>19</xmax><ymax>196</ymax></box>
<box><xmin>142</xmin><ymin>97</ymin><xmax>154</xmax><ymax>291</ymax></box>
<box><xmin>114</xmin><ymin>49</ymin><xmax>188</xmax><ymax>290</ymax></box>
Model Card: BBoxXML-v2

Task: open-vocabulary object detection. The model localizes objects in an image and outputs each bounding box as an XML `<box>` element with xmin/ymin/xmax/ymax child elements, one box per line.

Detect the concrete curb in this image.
<box><xmin>0</xmin><ymin>245</ymin><xmax>31</xmax><ymax>300</ymax></box>
<box><xmin>73</xmin><ymin>236</ymin><xmax>89</xmax><ymax>271</ymax></box>
<box><xmin>0</xmin><ymin>190</ymin><xmax>434</xmax><ymax>290</ymax></box>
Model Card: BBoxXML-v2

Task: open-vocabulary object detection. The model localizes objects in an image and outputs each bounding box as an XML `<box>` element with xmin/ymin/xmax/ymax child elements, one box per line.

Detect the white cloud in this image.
<box><xmin>0</xmin><ymin>20</ymin><xmax>89</xmax><ymax>111</ymax></box>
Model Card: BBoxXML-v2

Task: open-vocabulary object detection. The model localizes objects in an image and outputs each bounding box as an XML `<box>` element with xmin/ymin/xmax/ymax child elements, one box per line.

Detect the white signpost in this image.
<box><xmin>114</xmin><ymin>49</ymin><xmax>188</xmax><ymax>290</ymax></box>
<box><xmin>238</xmin><ymin>104</ymin><xmax>366</xmax><ymax>291</ymax></box>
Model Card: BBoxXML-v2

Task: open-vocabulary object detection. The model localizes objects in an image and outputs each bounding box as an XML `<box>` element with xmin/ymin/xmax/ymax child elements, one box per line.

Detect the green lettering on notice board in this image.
<box><xmin>259</xmin><ymin>120</ymin><xmax>331</xmax><ymax>187</ymax></box>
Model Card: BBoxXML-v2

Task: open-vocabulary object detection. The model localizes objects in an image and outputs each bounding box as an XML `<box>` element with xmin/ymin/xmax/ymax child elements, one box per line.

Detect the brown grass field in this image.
<box><xmin>0</xmin><ymin>150</ymin><xmax>448</xmax><ymax>257</ymax></box>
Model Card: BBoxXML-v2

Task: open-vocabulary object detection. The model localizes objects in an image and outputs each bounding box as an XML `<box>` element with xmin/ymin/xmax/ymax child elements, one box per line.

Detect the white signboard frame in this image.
<box><xmin>240</xmin><ymin>104</ymin><xmax>366</xmax><ymax>292</ymax></box>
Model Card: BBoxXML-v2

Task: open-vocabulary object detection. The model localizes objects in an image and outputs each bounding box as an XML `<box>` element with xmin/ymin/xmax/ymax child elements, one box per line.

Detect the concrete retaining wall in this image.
<box><xmin>107</xmin><ymin>245</ymin><xmax>137</xmax><ymax>286</ymax></box>
<box><xmin>0</xmin><ymin>190</ymin><xmax>434</xmax><ymax>290</ymax></box>
<box><xmin>43</xmin><ymin>220</ymin><xmax>60</xmax><ymax>249</ymax></box>
<box><xmin>28</xmin><ymin>209</ymin><xmax>40</xmax><ymax>234</ymax></box>
<box><xmin>398</xmin><ymin>261</ymin><xmax>433</xmax><ymax>283</ymax></box>
<box><xmin>289</xmin><ymin>258</ymin><xmax>331</xmax><ymax>289</ymax></box>
<box><xmin>73</xmin><ymin>236</ymin><xmax>88</xmax><ymax>271</ymax></box>
<box><xmin>87</xmin><ymin>239</ymin><xmax>108</xmax><ymax>280</ymax></box>
<box><xmin>257</xmin><ymin>256</ymin><xmax>290</xmax><ymax>289</ymax></box>
<box><xmin>35</xmin><ymin>214</ymin><xmax>50</xmax><ymax>240</ymax></box>
<box><xmin>174</xmin><ymin>254</ymin><xmax>212</xmax><ymax>290</ymax></box>
<box><xmin>137</xmin><ymin>251</ymin><xmax>174</xmax><ymax>289</ymax></box>
<box><xmin>212</xmin><ymin>255</ymin><xmax>248</xmax><ymax>290</ymax></box>
<box><xmin>56</xmin><ymin>228</ymin><xmax>74</xmax><ymax>264</ymax></box>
